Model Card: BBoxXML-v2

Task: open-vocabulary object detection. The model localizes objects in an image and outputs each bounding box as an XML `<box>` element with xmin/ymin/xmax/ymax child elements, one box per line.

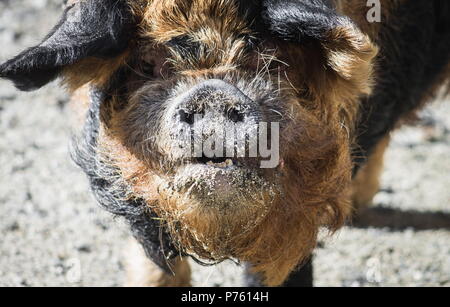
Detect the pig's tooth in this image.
<box><xmin>217</xmin><ymin>162</ymin><xmax>226</xmax><ymax>168</ymax></box>
<box><xmin>226</xmin><ymin>159</ymin><xmax>233</xmax><ymax>166</ymax></box>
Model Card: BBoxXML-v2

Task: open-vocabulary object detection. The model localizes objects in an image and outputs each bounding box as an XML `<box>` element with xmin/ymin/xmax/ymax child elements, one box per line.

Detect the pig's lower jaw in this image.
<box><xmin>150</xmin><ymin>165</ymin><xmax>280</xmax><ymax>262</ymax></box>
<box><xmin>162</xmin><ymin>163</ymin><xmax>279</xmax><ymax>210</ymax></box>
<box><xmin>148</xmin><ymin>162</ymin><xmax>282</xmax><ymax>261</ymax></box>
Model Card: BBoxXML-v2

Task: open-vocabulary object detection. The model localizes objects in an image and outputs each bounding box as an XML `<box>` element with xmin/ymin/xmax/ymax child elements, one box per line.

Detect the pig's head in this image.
<box><xmin>0</xmin><ymin>0</ymin><xmax>377</xmax><ymax>285</ymax></box>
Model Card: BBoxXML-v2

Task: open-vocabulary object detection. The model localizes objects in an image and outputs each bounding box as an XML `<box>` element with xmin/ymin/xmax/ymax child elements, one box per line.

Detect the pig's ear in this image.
<box><xmin>262</xmin><ymin>0</ymin><xmax>377</xmax><ymax>80</ymax></box>
<box><xmin>0</xmin><ymin>0</ymin><xmax>133</xmax><ymax>91</ymax></box>
<box><xmin>262</xmin><ymin>0</ymin><xmax>351</xmax><ymax>43</ymax></box>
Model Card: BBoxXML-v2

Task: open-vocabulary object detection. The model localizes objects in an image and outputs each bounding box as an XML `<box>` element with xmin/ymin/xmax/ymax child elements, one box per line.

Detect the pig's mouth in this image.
<box><xmin>160</xmin><ymin>155</ymin><xmax>279</xmax><ymax>209</ymax></box>
<box><xmin>191</xmin><ymin>156</ymin><xmax>255</xmax><ymax>170</ymax></box>
<box><xmin>195</xmin><ymin>157</ymin><xmax>237</xmax><ymax>168</ymax></box>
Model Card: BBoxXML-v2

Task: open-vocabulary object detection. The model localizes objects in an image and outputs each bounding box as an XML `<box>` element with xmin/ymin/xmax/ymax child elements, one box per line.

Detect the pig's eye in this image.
<box><xmin>141</xmin><ymin>60</ymin><xmax>156</xmax><ymax>78</ymax></box>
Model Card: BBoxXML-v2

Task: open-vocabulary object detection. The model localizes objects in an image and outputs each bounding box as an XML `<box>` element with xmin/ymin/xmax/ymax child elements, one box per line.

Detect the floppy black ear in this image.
<box><xmin>262</xmin><ymin>0</ymin><xmax>377</xmax><ymax>81</ymax></box>
<box><xmin>0</xmin><ymin>0</ymin><xmax>133</xmax><ymax>91</ymax></box>
<box><xmin>261</xmin><ymin>0</ymin><xmax>352</xmax><ymax>43</ymax></box>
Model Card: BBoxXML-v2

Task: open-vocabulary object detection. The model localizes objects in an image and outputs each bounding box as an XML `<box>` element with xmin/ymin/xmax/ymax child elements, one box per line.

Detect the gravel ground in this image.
<box><xmin>0</xmin><ymin>0</ymin><xmax>449</xmax><ymax>287</ymax></box>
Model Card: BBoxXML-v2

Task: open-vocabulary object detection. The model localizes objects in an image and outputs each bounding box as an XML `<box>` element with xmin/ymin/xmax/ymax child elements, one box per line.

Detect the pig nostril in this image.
<box><xmin>179</xmin><ymin>110</ymin><xmax>195</xmax><ymax>125</ymax></box>
<box><xmin>228</xmin><ymin>109</ymin><xmax>244</xmax><ymax>123</ymax></box>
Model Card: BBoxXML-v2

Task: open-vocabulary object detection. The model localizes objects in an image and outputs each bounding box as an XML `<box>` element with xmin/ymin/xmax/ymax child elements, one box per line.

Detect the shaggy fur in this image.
<box><xmin>1</xmin><ymin>0</ymin><xmax>449</xmax><ymax>286</ymax></box>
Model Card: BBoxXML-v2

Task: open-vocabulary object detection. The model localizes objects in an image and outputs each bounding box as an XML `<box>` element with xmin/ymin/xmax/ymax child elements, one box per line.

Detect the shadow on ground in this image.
<box><xmin>352</xmin><ymin>206</ymin><xmax>450</xmax><ymax>231</ymax></box>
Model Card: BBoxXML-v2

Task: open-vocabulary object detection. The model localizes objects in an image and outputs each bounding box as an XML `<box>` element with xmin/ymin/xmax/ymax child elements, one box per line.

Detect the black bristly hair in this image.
<box><xmin>354</xmin><ymin>0</ymin><xmax>450</xmax><ymax>171</ymax></box>
<box><xmin>260</xmin><ymin>0</ymin><xmax>351</xmax><ymax>43</ymax></box>
<box><xmin>70</xmin><ymin>86</ymin><xmax>179</xmax><ymax>273</ymax></box>
<box><xmin>0</xmin><ymin>0</ymin><xmax>133</xmax><ymax>91</ymax></box>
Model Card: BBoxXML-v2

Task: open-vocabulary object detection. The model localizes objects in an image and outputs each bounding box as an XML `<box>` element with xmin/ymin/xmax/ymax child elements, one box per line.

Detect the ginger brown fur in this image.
<box><xmin>65</xmin><ymin>0</ymin><xmax>378</xmax><ymax>286</ymax></box>
<box><xmin>352</xmin><ymin>135</ymin><xmax>390</xmax><ymax>209</ymax></box>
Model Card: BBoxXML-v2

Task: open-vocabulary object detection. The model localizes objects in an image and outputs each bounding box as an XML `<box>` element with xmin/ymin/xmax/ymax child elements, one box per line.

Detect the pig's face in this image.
<box><xmin>0</xmin><ymin>0</ymin><xmax>377</xmax><ymax>285</ymax></box>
